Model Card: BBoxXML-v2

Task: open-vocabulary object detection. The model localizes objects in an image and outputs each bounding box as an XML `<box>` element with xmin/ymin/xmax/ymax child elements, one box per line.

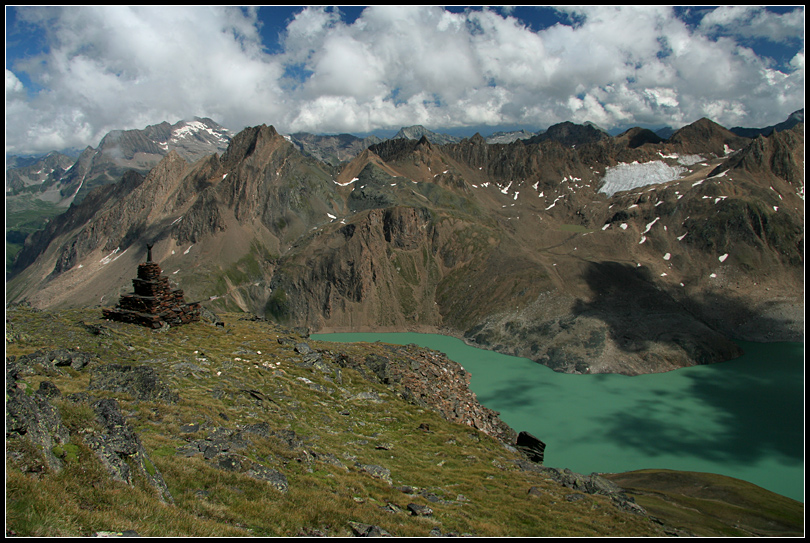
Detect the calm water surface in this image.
<box><xmin>312</xmin><ymin>332</ymin><xmax>804</xmax><ymax>503</ymax></box>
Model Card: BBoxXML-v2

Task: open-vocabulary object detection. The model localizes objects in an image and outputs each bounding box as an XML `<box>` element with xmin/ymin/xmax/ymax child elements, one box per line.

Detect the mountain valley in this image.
<box><xmin>6</xmin><ymin>113</ymin><xmax>804</xmax><ymax>376</ymax></box>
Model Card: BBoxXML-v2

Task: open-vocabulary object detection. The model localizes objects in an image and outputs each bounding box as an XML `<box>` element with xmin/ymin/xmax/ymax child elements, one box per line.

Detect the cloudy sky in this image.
<box><xmin>5</xmin><ymin>5</ymin><xmax>805</xmax><ymax>156</ymax></box>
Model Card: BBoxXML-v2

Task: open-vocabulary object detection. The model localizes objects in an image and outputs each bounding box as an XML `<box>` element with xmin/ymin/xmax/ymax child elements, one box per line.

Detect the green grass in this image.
<box><xmin>604</xmin><ymin>469</ymin><xmax>804</xmax><ymax>537</ymax></box>
<box><xmin>2</xmin><ymin>306</ymin><xmax>694</xmax><ymax>537</ymax></box>
<box><xmin>6</xmin><ymin>198</ymin><xmax>67</xmax><ymax>272</ymax></box>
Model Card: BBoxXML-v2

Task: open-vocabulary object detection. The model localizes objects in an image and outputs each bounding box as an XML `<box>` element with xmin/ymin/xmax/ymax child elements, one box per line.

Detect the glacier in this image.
<box><xmin>598</xmin><ymin>161</ymin><xmax>686</xmax><ymax>197</ymax></box>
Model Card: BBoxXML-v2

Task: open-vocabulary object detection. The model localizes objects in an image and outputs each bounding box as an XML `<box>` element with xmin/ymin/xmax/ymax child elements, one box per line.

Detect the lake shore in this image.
<box><xmin>313</xmin><ymin>332</ymin><xmax>804</xmax><ymax>503</ymax></box>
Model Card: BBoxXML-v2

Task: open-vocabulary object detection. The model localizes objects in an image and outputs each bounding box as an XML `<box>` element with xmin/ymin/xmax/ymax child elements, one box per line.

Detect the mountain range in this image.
<box><xmin>6</xmin><ymin>112</ymin><xmax>804</xmax><ymax>376</ymax></box>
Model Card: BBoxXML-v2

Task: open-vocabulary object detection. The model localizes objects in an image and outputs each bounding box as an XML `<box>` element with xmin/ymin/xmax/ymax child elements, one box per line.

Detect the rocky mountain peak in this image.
<box><xmin>219</xmin><ymin>124</ymin><xmax>285</xmax><ymax>169</ymax></box>
<box><xmin>469</xmin><ymin>133</ymin><xmax>487</xmax><ymax>145</ymax></box>
<box><xmin>723</xmin><ymin>122</ymin><xmax>804</xmax><ymax>185</ymax></box>
<box><xmin>393</xmin><ymin>125</ymin><xmax>461</xmax><ymax>145</ymax></box>
<box><xmin>614</xmin><ymin>127</ymin><xmax>663</xmax><ymax>148</ymax></box>
<box><xmin>667</xmin><ymin>117</ymin><xmax>749</xmax><ymax>156</ymax></box>
<box><xmin>526</xmin><ymin>121</ymin><xmax>610</xmax><ymax>147</ymax></box>
<box><xmin>730</xmin><ymin>109</ymin><xmax>805</xmax><ymax>138</ymax></box>
<box><xmin>484</xmin><ymin>130</ymin><xmax>535</xmax><ymax>144</ymax></box>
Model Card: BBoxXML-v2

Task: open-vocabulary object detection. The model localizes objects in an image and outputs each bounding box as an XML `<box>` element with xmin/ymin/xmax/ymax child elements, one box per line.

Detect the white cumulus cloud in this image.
<box><xmin>5</xmin><ymin>5</ymin><xmax>805</xmax><ymax>156</ymax></box>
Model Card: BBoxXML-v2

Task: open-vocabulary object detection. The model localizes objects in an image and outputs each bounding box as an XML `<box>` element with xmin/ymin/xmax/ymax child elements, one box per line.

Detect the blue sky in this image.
<box><xmin>5</xmin><ymin>6</ymin><xmax>805</xmax><ymax>155</ymax></box>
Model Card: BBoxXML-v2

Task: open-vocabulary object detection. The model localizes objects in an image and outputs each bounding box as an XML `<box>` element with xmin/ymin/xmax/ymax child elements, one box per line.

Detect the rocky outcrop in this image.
<box><xmin>6</xmin><ymin>361</ymin><xmax>71</xmax><ymax>473</ymax></box>
<box><xmin>84</xmin><ymin>398</ymin><xmax>173</xmax><ymax>503</ymax></box>
<box><xmin>88</xmin><ymin>363</ymin><xmax>179</xmax><ymax>403</ymax></box>
<box><xmin>9</xmin><ymin>348</ymin><xmax>96</xmax><ymax>374</ymax></box>
<box><xmin>539</xmin><ymin>467</ymin><xmax>646</xmax><ymax>515</ymax></box>
<box><xmin>329</xmin><ymin>342</ymin><xmax>517</xmax><ymax>443</ymax></box>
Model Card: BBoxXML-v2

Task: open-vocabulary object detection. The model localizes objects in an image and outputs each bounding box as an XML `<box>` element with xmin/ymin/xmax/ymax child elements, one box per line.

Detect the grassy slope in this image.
<box><xmin>5</xmin><ymin>307</ymin><xmax>802</xmax><ymax>537</ymax></box>
<box><xmin>603</xmin><ymin>469</ymin><xmax>804</xmax><ymax>537</ymax></box>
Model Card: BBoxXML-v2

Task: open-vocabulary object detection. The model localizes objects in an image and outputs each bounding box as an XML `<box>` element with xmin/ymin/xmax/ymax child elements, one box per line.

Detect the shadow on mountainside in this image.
<box><xmin>572</xmin><ymin>261</ymin><xmax>800</xmax><ymax>360</ymax></box>
<box><xmin>574</xmin><ymin>261</ymin><xmax>804</xmax><ymax>465</ymax></box>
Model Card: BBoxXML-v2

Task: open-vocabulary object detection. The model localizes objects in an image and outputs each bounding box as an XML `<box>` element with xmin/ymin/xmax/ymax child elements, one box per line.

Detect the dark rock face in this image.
<box><xmin>527</xmin><ymin>121</ymin><xmax>610</xmax><ymax>147</ymax></box>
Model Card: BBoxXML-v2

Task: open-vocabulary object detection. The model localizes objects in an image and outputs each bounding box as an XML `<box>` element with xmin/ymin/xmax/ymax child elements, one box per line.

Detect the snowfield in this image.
<box><xmin>598</xmin><ymin>161</ymin><xmax>686</xmax><ymax>197</ymax></box>
<box><xmin>171</xmin><ymin>120</ymin><xmax>231</xmax><ymax>143</ymax></box>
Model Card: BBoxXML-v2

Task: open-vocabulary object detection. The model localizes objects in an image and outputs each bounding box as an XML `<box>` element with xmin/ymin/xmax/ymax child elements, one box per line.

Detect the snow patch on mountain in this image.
<box><xmin>598</xmin><ymin>161</ymin><xmax>686</xmax><ymax>197</ymax></box>
<box><xmin>171</xmin><ymin>120</ymin><xmax>231</xmax><ymax>143</ymax></box>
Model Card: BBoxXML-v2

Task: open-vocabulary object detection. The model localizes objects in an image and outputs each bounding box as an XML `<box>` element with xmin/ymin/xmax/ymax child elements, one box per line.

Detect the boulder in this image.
<box><xmin>515</xmin><ymin>431</ymin><xmax>546</xmax><ymax>464</ymax></box>
<box><xmin>348</xmin><ymin>521</ymin><xmax>392</xmax><ymax>537</ymax></box>
<box><xmin>407</xmin><ymin>503</ymin><xmax>433</xmax><ymax>516</ymax></box>
<box><xmin>358</xmin><ymin>464</ymin><xmax>392</xmax><ymax>484</ymax></box>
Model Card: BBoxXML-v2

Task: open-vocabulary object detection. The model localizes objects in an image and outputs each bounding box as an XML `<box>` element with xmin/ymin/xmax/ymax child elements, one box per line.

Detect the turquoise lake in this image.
<box><xmin>311</xmin><ymin>332</ymin><xmax>804</xmax><ymax>503</ymax></box>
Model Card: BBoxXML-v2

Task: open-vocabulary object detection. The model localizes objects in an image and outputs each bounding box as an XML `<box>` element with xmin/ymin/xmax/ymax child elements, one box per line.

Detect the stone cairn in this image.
<box><xmin>102</xmin><ymin>244</ymin><xmax>201</xmax><ymax>329</ymax></box>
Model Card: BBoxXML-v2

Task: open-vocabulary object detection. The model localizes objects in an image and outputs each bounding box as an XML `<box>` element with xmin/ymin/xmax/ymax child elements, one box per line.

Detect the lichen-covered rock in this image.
<box><xmin>6</xmin><ymin>363</ymin><xmax>70</xmax><ymax>473</ymax></box>
<box><xmin>88</xmin><ymin>363</ymin><xmax>179</xmax><ymax>403</ymax></box>
<box><xmin>358</xmin><ymin>464</ymin><xmax>392</xmax><ymax>484</ymax></box>
<box><xmin>7</xmin><ymin>348</ymin><xmax>95</xmax><ymax>377</ymax></box>
<box><xmin>85</xmin><ymin>399</ymin><xmax>173</xmax><ymax>503</ymax></box>
<box><xmin>407</xmin><ymin>503</ymin><xmax>433</xmax><ymax>516</ymax></box>
<box><xmin>207</xmin><ymin>451</ymin><xmax>289</xmax><ymax>492</ymax></box>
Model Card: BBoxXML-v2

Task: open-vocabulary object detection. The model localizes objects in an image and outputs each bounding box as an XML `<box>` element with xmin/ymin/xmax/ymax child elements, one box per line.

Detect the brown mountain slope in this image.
<box><xmin>7</xmin><ymin>118</ymin><xmax>804</xmax><ymax>375</ymax></box>
<box><xmin>666</xmin><ymin>117</ymin><xmax>751</xmax><ymax>156</ymax></box>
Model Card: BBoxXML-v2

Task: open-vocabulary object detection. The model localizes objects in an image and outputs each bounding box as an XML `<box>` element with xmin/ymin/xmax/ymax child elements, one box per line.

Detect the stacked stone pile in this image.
<box><xmin>103</xmin><ymin>249</ymin><xmax>200</xmax><ymax>328</ymax></box>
